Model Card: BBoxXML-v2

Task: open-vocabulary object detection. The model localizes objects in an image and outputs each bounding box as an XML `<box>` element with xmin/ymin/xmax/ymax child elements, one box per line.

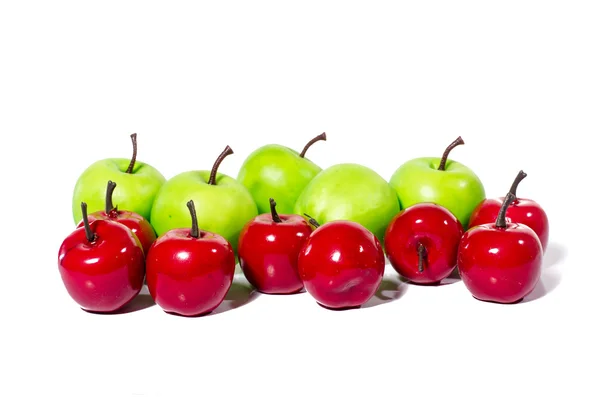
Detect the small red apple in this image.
<box><xmin>238</xmin><ymin>198</ymin><xmax>313</xmax><ymax>294</ymax></box>
<box><xmin>145</xmin><ymin>200</ymin><xmax>236</xmax><ymax>317</ymax></box>
<box><xmin>58</xmin><ymin>202</ymin><xmax>145</xmax><ymax>313</ymax></box>
<box><xmin>77</xmin><ymin>180</ymin><xmax>156</xmax><ymax>255</ymax></box>
<box><xmin>384</xmin><ymin>202</ymin><xmax>463</xmax><ymax>284</ymax></box>
<box><xmin>458</xmin><ymin>192</ymin><xmax>543</xmax><ymax>304</ymax></box>
<box><xmin>468</xmin><ymin>170</ymin><xmax>549</xmax><ymax>252</ymax></box>
<box><xmin>297</xmin><ymin>217</ymin><xmax>385</xmax><ymax>310</ymax></box>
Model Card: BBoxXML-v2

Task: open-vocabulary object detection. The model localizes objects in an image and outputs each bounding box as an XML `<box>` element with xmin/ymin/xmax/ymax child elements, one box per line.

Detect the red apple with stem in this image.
<box><xmin>297</xmin><ymin>216</ymin><xmax>385</xmax><ymax>310</ymax></box>
<box><xmin>457</xmin><ymin>192</ymin><xmax>543</xmax><ymax>304</ymax></box>
<box><xmin>77</xmin><ymin>180</ymin><xmax>157</xmax><ymax>255</ymax></box>
<box><xmin>145</xmin><ymin>200</ymin><xmax>236</xmax><ymax>317</ymax></box>
<box><xmin>238</xmin><ymin>198</ymin><xmax>313</xmax><ymax>294</ymax></box>
<box><xmin>58</xmin><ymin>202</ymin><xmax>145</xmax><ymax>313</ymax></box>
<box><xmin>468</xmin><ymin>170</ymin><xmax>549</xmax><ymax>251</ymax></box>
<box><xmin>384</xmin><ymin>202</ymin><xmax>464</xmax><ymax>285</ymax></box>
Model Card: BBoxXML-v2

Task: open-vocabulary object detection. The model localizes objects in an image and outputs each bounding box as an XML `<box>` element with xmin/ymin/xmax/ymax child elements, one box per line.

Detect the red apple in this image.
<box><xmin>58</xmin><ymin>202</ymin><xmax>145</xmax><ymax>313</ymax></box>
<box><xmin>468</xmin><ymin>170</ymin><xmax>549</xmax><ymax>251</ymax></box>
<box><xmin>384</xmin><ymin>202</ymin><xmax>463</xmax><ymax>284</ymax></box>
<box><xmin>238</xmin><ymin>198</ymin><xmax>313</xmax><ymax>294</ymax></box>
<box><xmin>297</xmin><ymin>217</ymin><xmax>385</xmax><ymax>310</ymax></box>
<box><xmin>145</xmin><ymin>200</ymin><xmax>236</xmax><ymax>317</ymax></box>
<box><xmin>77</xmin><ymin>180</ymin><xmax>156</xmax><ymax>254</ymax></box>
<box><xmin>458</xmin><ymin>192</ymin><xmax>543</xmax><ymax>304</ymax></box>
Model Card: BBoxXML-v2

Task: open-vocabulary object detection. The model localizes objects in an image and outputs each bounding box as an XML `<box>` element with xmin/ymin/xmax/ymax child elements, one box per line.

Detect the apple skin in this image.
<box><xmin>389</xmin><ymin>157</ymin><xmax>485</xmax><ymax>230</ymax></box>
<box><xmin>384</xmin><ymin>203</ymin><xmax>464</xmax><ymax>284</ymax></box>
<box><xmin>238</xmin><ymin>212</ymin><xmax>313</xmax><ymax>294</ymax></box>
<box><xmin>457</xmin><ymin>222</ymin><xmax>543</xmax><ymax>304</ymax></box>
<box><xmin>58</xmin><ymin>218</ymin><xmax>146</xmax><ymax>313</ymax></box>
<box><xmin>293</xmin><ymin>163</ymin><xmax>400</xmax><ymax>244</ymax></box>
<box><xmin>468</xmin><ymin>197</ymin><xmax>549</xmax><ymax>252</ymax></box>
<box><xmin>297</xmin><ymin>220</ymin><xmax>385</xmax><ymax>309</ymax></box>
<box><xmin>78</xmin><ymin>208</ymin><xmax>157</xmax><ymax>255</ymax></box>
<box><xmin>149</xmin><ymin>171</ymin><xmax>258</xmax><ymax>253</ymax></box>
<box><xmin>72</xmin><ymin>158</ymin><xmax>166</xmax><ymax>224</ymax></box>
<box><xmin>145</xmin><ymin>228</ymin><xmax>236</xmax><ymax>317</ymax></box>
<box><xmin>237</xmin><ymin>144</ymin><xmax>322</xmax><ymax>214</ymax></box>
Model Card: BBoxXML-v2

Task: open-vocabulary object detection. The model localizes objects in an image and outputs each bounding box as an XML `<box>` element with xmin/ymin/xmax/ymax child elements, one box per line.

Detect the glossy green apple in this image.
<box><xmin>72</xmin><ymin>133</ymin><xmax>166</xmax><ymax>224</ymax></box>
<box><xmin>237</xmin><ymin>133</ymin><xmax>326</xmax><ymax>214</ymax></box>
<box><xmin>389</xmin><ymin>136</ymin><xmax>486</xmax><ymax>230</ymax></box>
<box><xmin>150</xmin><ymin>146</ymin><xmax>258</xmax><ymax>253</ymax></box>
<box><xmin>293</xmin><ymin>163</ymin><xmax>400</xmax><ymax>243</ymax></box>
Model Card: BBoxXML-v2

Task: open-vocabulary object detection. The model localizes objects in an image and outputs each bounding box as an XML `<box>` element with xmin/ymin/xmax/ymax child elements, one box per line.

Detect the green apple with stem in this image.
<box><xmin>293</xmin><ymin>163</ymin><xmax>400</xmax><ymax>244</ymax></box>
<box><xmin>389</xmin><ymin>136</ymin><xmax>486</xmax><ymax>230</ymax></box>
<box><xmin>72</xmin><ymin>133</ymin><xmax>166</xmax><ymax>224</ymax></box>
<box><xmin>237</xmin><ymin>132</ymin><xmax>326</xmax><ymax>214</ymax></box>
<box><xmin>150</xmin><ymin>145</ymin><xmax>258</xmax><ymax>254</ymax></box>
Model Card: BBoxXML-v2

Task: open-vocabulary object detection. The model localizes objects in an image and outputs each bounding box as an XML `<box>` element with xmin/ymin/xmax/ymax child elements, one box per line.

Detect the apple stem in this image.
<box><xmin>208</xmin><ymin>145</ymin><xmax>234</xmax><ymax>185</ymax></box>
<box><xmin>299</xmin><ymin>132</ymin><xmax>327</xmax><ymax>158</ymax></box>
<box><xmin>417</xmin><ymin>243</ymin><xmax>426</xmax><ymax>273</ymax></box>
<box><xmin>125</xmin><ymin>133</ymin><xmax>137</xmax><ymax>174</ymax></box>
<box><xmin>495</xmin><ymin>192</ymin><xmax>517</xmax><ymax>229</ymax></box>
<box><xmin>437</xmin><ymin>136</ymin><xmax>464</xmax><ymax>171</ymax></box>
<box><xmin>105</xmin><ymin>180</ymin><xmax>117</xmax><ymax>214</ymax></box>
<box><xmin>508</xmin><ymin>170</ymin><xmax>527</xmax><ymax>198</ymax></box>
<box><xmin>303</xmin><ymin>213</ymin><xmax>320</xmax><ymax>228</ymax></box>
<box><xmin>187</xmin><ymin>200</ymin><xmax>203</xmax><ymax>239</ymax></box>
<box><xmin>269</xmin><ymin>198</ymin><xmax>282</xmax><ymax>223</ymax></box>
<box><xmin>81</xmin><ymin>202</ymin><xmax>95</xmax><ymax>243</ymax></box>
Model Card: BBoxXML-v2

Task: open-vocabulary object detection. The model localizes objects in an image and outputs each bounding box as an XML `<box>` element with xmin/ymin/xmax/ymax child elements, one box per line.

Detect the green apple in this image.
<box><xmin>293</xmin><ymin>163</ymin><xmax>400</xmax><ymax>243</ymax></box>
<box><xmin>237</xmin><ymin>132</ymin><xmax>326</xmax><ymax>214</ymax></box>
<box><xmin>150</xmin><ymin>145</ymin><xmax>258</xmax><ymax>254</ymax></box>
<box><xmin>388</xmin><ymin>136</ymin><xmax>486</xmax><ymax>230</ymax></box>
<box><xmin>72</xmin><ymin>133</ymin><xmax>166</xmax><ymax>224</ymax></box>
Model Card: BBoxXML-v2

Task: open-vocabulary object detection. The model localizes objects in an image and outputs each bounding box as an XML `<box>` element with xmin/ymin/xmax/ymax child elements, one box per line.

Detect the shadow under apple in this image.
<box><xmin>87</xmin><ymin>285</ymin><xmax>156</xmax><ymax>315</ymax></box>
<box><xmin>361</xmin><ymin>275</ymin><xmax>409</xmax><ymax>309</ymax></box>
<box><xmin>208</xmin><ymin>279</ymin><xmax>259</xmax><ymax>316</ymax></box>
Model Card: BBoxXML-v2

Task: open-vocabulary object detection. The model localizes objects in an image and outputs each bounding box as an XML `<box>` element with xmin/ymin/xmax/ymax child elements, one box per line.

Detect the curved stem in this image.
<box><xmin>187</xmin><ymin>200</ymin><xmax>203</xmax><ymax>238</ymax></box>
<box><xmin>299</xmin><ymin>132</ymin><xmax>326</xmax><ymax>158</ymax></box>
<box><xmin>508</xmin><ymin>170</ymin><xmax>527</xmax><ymax>197</ymax></box>
<box><xmin>269</xmin><ymin>198</ymin><xmax>282</xmax><ymax>223</ymax></box>
<box><xmin>303</xmin><ymin>213</ymin><xmax>320</xmax><ymax>228</ymax></box>
<box><xmin>81</xmin><ymin>202</ymin><xmax>95</xmax><ymax>243</ymax></box>
<box><xmin>125</xmin><ymin>133</ymin><xmax>138</xmax><ymax>174</ymax></box>
<box><xmin>208</xmin><ymin>145</ymin><xmax>234</xmax><ymax>185</ymax></box>
<box><xmin>495</xmin><ymin>192</ymin><xmax>517</xmax><ymax>229</ymax></box>
<box><xmin>417</xmin><ymin>242</ymin><xmax>427</xmax><ymax>273</ymax></box>
<box><xmin>105</xmin><ymin>180</ymin><xmax>117</xmax><ymax>214</ymax></box>
<box><xmin>438</xmin><ymin>136</ymin><xmax>464</xmax><ymax>171</ymax></box>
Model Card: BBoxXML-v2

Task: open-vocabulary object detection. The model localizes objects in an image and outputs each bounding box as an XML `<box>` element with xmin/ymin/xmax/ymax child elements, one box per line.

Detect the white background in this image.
<box><xmin>1</xmin><ymin>1</ymin><xmax>598</xmax><ymax>396</ymax></box>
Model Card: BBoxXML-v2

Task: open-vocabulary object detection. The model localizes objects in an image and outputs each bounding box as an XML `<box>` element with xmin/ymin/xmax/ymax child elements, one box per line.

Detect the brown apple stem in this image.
<box><xmin>81</xmin><ymin>202</ymin><xmax>95</xmax><ymax>243</ymax></box>
<box><xmin>495</xmin><ymin>192</ymin><xmax>517</xmax><ymax>229</ymax></box>
<box><xmin>105</xmin><ymin>180</ymin><xmax>117</xmax><ymax>214</ymax></box>
<box><xmin>299</xmin><ymin>132</ymin><xmax>327</xmax><ymax>158</ymax></box>
<box><xmin>508</xmin><ymin>170</ymin><xmax>527</xmax><ymax>197</ymax></box>
<box><xmin>417</xmin><ymin>243</ymin><xmax>427</xmax><ymax>273</ymax></box>
<box><xmin>208</xmin><ymin>145</ymin><xmax>234</xmax><ymax>185</ymax></box>
<box><xmin>438</xmin><ymin>136</ymin><xmax>464</xmax><ymax>171</ymax></box>
<box><xmin>187</xmin><ymin>200</ymin><xmax>203</xmax><ymax>238</ymax></box>
<box><xmin>269</xmin><ymin>198</ymin><xmax>282</xmax><ymax>223</ymax></box>
<box><xmin>303</xmin><ymin>213</ymin><xmax>320</xmax><ymax>228</ymax></box>
<box><xmin>125</xmin><ymin>133</ymin><xmax>137</xmax><ymax>174</ymax></box>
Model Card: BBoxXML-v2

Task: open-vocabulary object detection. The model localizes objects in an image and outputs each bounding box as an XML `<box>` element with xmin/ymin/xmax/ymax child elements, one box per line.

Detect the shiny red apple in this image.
<box><xmin>297</xmin><ymin>217</ymin><xmax>385</xmax><ymax>310</ymax></box>
<box><xmin>77</xmin><ymin>180</ymin><xmax>156</xmax><ymax>255</ymax></box>
<box><xmin>458</xmin><ymin>192</ymin><xmax>543</xmax><ymax>304</ymax></box>
<box><xmin>468</xmin><ymin>170</ymin><xmax>549</xmax><ymax>251</ymax></box>
<box><xmin>384</xmin><ymin>202</ymin><xmax>463</xmax><ymax>284</ymax></box>
<box><xmin>58</xmin><ymin>202</ymin><xmax>145</xmax><ymax>313</ymax></box>
<box><xmin>145</xmin><ymin>200</ymin><xmax>236</xmax><ymax>317</ymax></box>
<box><xmin>238</xmin><ymin>198</ymin><xmax>313</xmax><ymax>294</ymax></box>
